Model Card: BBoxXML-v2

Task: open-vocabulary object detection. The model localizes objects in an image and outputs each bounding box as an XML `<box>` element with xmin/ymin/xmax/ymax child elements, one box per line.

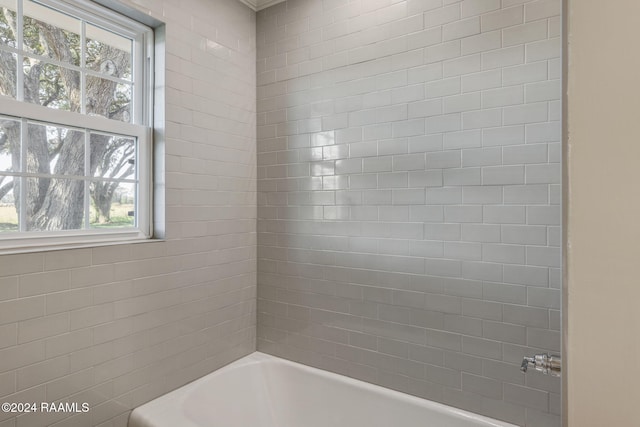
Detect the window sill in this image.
<box><xmin>0</xmin><ymin>234</ymin><xmax>164</xmax><ymax>256</ymax></box>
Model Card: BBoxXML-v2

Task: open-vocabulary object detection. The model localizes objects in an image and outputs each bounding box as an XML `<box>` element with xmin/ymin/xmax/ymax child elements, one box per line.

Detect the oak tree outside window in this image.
<box><xmin>0</xmin><ymin>0</ymin><xmax>153</xmax><ymax>251</ymax></box>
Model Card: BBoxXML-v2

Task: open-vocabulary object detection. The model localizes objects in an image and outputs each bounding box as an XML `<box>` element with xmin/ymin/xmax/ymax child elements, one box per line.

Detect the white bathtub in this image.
<box><xmin>129</xmin><ymin>352</ymin><xmax>516</xmax><ymax>427</ymax></box>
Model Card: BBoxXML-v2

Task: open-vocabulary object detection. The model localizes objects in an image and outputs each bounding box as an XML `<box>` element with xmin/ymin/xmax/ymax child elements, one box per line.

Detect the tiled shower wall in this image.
<box><xmin>0</xmin><ymin>0</ymin><xmax>256</xmax><ymax>426</ymax></box>
<box><xmin>256</xmin><ymin>0</ymin><xmax>561</xmax><ymax>426</ymax></box>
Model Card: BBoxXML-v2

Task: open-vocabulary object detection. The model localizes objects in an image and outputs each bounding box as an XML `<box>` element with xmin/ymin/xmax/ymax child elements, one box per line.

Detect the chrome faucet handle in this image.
<box><xmin>520</xmin><ymin>356</ymin><xmax>535</xmax><ymax>373</ymax></box>
<box><xmin>521</xmin><ymin>353</ymin><xmax>561</xmax><ymax>376</ymax></box>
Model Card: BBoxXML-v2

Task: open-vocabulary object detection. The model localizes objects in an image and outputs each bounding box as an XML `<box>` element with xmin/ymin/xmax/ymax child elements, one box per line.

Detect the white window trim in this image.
<box><xmin>0</xmin><ymin>0</ymin><xmax>155</xmax><ymax>254</ymax></box>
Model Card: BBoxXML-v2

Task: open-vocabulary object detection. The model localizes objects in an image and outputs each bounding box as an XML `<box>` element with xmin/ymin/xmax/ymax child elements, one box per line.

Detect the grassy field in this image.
<box><xmin>0</xmin><ymin>205</ymin><xmax>18</xmax><ymax>231</ymax></box>
<box><xmin>90</xmin><ymin>203</ymin><xmax>135</xmax><ymax>228</ymax></box>
<box><xmin>0</xmin><ymin>203</ymin><xmax>134</xmax><ymax>231</ymax></box>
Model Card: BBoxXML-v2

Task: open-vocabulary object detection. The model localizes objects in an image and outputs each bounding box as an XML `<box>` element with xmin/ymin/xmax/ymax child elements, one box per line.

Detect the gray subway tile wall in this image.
<box><xmin>256</xmin><ymin>0</ymin><xmax>561</xmax><ymax>426</ymax></box>
<box><xmin>0</xmin><ymin>0</ymin><xmax>257</xmax><ymax>426</ymax></box>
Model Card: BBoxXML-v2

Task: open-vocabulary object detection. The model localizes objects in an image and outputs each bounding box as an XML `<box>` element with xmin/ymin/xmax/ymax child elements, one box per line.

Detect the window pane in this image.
<box><xmin>0</xmin><ymin>116</ymin><xmax>20</xmax><ymax>172</ymax></box>
<box><xmin>0</xmin><ymin>51</ymin><xmax>16</xmax><ymax>99</ymax></box>
<box><xmin>23</xmin><ymin>1</ymin><xmax>80</xmax><ymax>66</ymax></box>
<box><xmin>27</xmin><ymin>122</ymin><xmax>84</xmax><ymax>176</ymax></box>
<box><xmin>0</xmin><ymin>0</ymin><xmax>17</xmax><ymax>48</ymax></box>
<box><xmin>89</xmin><ymin>132</ymin><xmax>135</xmax><ymax>179</ymax></box>
<box><xmin>86</xmin><ymin>76</ymin><xmax>131</xmax><ymax>122</ymax></box>
<box><xmin>86</xmin><ymin>24</ymin><xmax>132</xmax><ymax>81</ymax></box>
<box><xmin>26</xmin><ymin>177</ymin><xmax>84</xmax><ymax>231</ymax></box>
<box><xmin>0</xmin><ymin>0</ymin><xmax>16</xmax><ymax>100</ymax></box>
<box><xmin>90</xmin><ymin>181</ymin><xmax>134</xmax><ymax>228</ymax></box>
<box><xmin>0</xmin><ymin>175</ymin><xmax>18</xmax><ymax>232</ymax></box>
<box><xmin>23</xmin><ymin>57</ymin><xmax>81</xmax><ymax>112</ymax></box>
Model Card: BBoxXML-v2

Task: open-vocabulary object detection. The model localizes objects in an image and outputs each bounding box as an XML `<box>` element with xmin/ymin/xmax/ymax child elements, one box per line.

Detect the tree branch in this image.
<box><xmin>2</xmin><ymin>8</ymin><xmax>17</xmax><ymax>42</ymax></box>
<box><xmin>41</xmin><ymin>76</ymin><xmax>63</xmax><ymax>107</ymax></box>
<box><xmin>0</xmin><ymin>180</ymin><xmax>14</xmax><ymax>201</ymax></box>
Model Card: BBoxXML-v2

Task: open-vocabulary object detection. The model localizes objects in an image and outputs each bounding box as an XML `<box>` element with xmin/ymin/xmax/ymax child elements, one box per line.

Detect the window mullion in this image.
<box><xmin>18</xmin><ymin>118</ymin><xmax>27</xmax><ymax>232</ymax></box>
<box><xmin>0</xmin><ymin>98</ymin><xmax>148</xmax><ymax>138</ymax></box>
<box><xmin>80</xmin><ymin>21</ymin><xmax>86</xmax><ymax>115</ymax></box>
<box><xmin>16</xmin><ymin>0</ymin><xmax>24</xmax><ymax>102</ymax></box>
<box><xmin>83</xmin><ymin>130</ymin><xmax>90</xmax><ymax>230</ymax></box>
<box><xmin>133</xmin><ymin>34</ymin><xmax>143</xmax><ymax>125</ymax></box>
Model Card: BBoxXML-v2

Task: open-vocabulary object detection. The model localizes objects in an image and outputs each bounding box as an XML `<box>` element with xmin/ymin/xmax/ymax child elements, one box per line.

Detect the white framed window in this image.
<box><xmin>0</xmin><ymin>0</ymin><xmax>154</xmax><ymax>252</ymax></box>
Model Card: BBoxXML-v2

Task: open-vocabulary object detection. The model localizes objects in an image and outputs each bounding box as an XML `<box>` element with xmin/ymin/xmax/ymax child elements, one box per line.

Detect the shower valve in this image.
<box><xmin>521</xmin><ymin>353</ymin><xmax>561</xmax><ymax>377</ymax></box>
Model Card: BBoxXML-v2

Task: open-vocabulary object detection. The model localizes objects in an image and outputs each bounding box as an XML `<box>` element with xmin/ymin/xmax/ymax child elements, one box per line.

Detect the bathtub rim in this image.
<box><xmin>128</xmin><ymin>351</ymin><xmax>518</xmax><ymax>427</ymax></box>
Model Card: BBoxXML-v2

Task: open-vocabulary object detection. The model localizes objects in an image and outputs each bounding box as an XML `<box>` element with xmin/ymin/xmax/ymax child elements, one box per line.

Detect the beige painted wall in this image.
<box><xmin>565</xmin><ymin>0</ymin><xmax>640</xmax><ymax>425</ymax></box>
